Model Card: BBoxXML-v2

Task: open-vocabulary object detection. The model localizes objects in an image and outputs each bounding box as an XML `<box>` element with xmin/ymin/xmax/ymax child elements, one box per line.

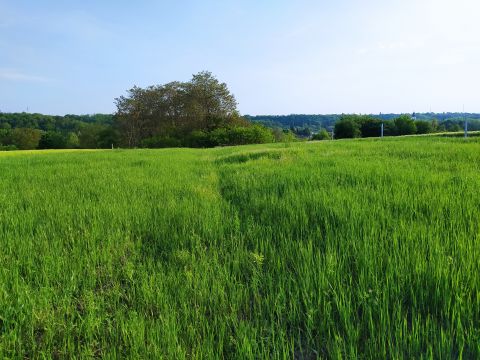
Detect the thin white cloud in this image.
<box><xmin>0</xmin><ymin>69</ymin><xmax>52</xmax><ymax>82</ymax></box>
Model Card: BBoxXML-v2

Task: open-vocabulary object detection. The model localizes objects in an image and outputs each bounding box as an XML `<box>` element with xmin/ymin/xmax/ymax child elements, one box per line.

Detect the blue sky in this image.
<box><xmin>0</xmin><ymin>0</ymin><xmax>478</xmax><ymax>115</ymax></box>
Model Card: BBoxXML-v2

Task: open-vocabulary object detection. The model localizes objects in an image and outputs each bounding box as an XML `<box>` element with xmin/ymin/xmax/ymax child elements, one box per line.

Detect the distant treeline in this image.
<box><xmin>245</xmin><ymin>114</ymin><xmax>339</xmax><ymax>131</ymax></box>
<box><xmin>247</xmin><ymin>113</ymin><xmax>480</xmax><ymax>133</ymax></box>
<box><xmin>332</xmin><ymin>114</ymin><xmax>480</xmax><ymax>139</ymax></box>
<box><xmin>2</xmin><ymin>83</ymin><xmax>480</xmax><ymax>150</ymax></box>
<box><xmin>0</xmin><ymin>113</ymin><xmax>117</xmax><ymax>150</ymax></box>
<box><xmin>1</xmin><ymin>111</ymin><xmax>479</xmax><ymax>150</ymax></box>
<box><xmin>0</xmin><ymin>72</ymin><xmax>297</xmax><ymax>150</ymax></box>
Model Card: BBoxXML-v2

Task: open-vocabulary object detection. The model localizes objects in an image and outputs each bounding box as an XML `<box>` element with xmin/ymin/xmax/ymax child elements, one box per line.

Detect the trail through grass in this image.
<box><xmin>0</xmin><ymin>137</ymin><xmax>479</xmax><ymax>358</ymax></box>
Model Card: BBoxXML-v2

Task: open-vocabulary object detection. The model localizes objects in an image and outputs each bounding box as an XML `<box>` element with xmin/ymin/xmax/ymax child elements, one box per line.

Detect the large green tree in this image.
<box><xmin>114</xmin><ymin>72</ymin><xmax>246</xmax><ymax>147</ymax></box>
<box><xmin>184</xmin><ymin>71</ymin><xmax>240</xmax><ymax>130</ymax></box>
<box><xmin>9</xmin><ymin>128</ymin><xmax>43</xmax><ymax>149</ymax></box>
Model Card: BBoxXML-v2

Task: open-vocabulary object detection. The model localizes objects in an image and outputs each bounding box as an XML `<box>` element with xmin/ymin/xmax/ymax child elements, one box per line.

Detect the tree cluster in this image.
<box><xmin>0</xmin><ymin>125</ymin><xmax>117</xmax><ymax>150</ymax></box>
<box><xmin>0</xmin><ymin>113</ymin><xmax>116</xmax><ymax>150</ymax></box>
<box><xmin>114</xmin><ymin>71</ymin><xmax>275</xmax><ymax>148</ymax></box>
<box><xmin>245</xmin><ymin>114</ymin><xmax>338</xmax><ymax>132</ymax></box>
<box><xmin>333</xmin><ymin>114</ymin><xmax>438</xmax><ymax>139</ymax></box>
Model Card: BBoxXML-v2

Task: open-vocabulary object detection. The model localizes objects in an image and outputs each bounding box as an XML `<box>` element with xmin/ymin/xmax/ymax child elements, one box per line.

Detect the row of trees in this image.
<box><xmin>3</xmin><ymin>71</ymin><xmax>478</xmax><ymax>149</ymax></box>
<box><xmin>0</xmin><ymin>124</ymin><xmax>118</xmax><ymax>150</ymax></box>
<box><xmin>0</xmin><ymin>113</ymin><xmax>113</xmax><ymax>132</ymax></box>
<box><xmin>247</xmin><ymin>113</ymin><xmax>480</xmax><ymax>132</ymax></box>
<box><xmin>0</xmin><ymin>72</ymin><xmax>291</xmax><ymax>150</ymax></box>
<box><xmin>0</xmin><ymin>126</ymin><xmax>118</xmax><ymax>150</ymax></box>
<box><xmin>0</xmin><ymin>112</ymin><xmax>118</xmax><ymax>150</ymax></box>
<box><xmin>245</xmin><ymin>114</ymin><xmax>338</xmax><ymax>132</ymax></box>
<box><xmin>333</xmin><ymin>114</ymin><xmax>437</xmax><ymax>139</ymax></box>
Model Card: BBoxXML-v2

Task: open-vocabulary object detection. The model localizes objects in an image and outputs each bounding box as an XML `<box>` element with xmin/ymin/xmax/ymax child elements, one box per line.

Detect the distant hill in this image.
<box><xmin>244</xmin><ymin>114</ymin><xmax>339</xmax><ymax>131</ymax></box>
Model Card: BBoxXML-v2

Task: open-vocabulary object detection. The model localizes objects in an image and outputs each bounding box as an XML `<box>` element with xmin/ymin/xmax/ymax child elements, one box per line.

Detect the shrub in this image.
<box><xmin>311</xmin><ymin>129</ymin><xmax>332</xmax><ymax>140</ymax></box>
<box><xmin>0</xmin><ymin>144</ymin><xmax>17</xmax><ymax>151</ymax></box>
<box><xmin>416</xmin><ymin>121</ymin><xmax>433</xmax><ymax>134</ymax></box>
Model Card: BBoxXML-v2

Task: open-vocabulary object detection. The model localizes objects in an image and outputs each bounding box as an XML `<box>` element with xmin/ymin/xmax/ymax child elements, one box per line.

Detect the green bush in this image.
<box><xmin>186</xmin><ymin>130</ymin><xmax>212</xmax><ymax>148</ymax></box>
<box><xmin>227</xmin><ymin>125</ymin><xmax>274</xmax><ymax>145</ymax></box>
<box><xmin>311</xmin><ymin>129</ymin><xmax>331</xmax><ymax>140</ymax></box>
<box><xmin>278</xmin><ymin>130</ymin><xmax>298</xmax><ymax>142</ymax></box>
<box><xmin>189</xmin><ymin>126</ymin><xmax>275</xmax><ymax>147</ymax></box>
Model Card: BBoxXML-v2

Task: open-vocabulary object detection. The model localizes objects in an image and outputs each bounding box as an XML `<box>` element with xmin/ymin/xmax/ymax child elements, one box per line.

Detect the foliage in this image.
<box><xmin>245</xmin><ymin>114</ymin><xmax>339</xmax><ymax>132</ymax></box>
<box><xmin>0</xmin><ymin>112</ymin><xmax>113</xmax><ymax>132</ymax></box>
<box><xmin>332</xmin><ymin>114</ymin><xmax>429</xmax><ymax>139</ymax></box>
<box><xmin>334</xmin><ymin>115</ymin><xmax>362</xmax><ymax>139</ymax></box>
<box><xmin>394</xmin><ymin>114</ymin><xmax>417</xmax><ymax>135</ymax></box>
<box><xmin>311</xmin><ymin>128</ymin><xmax>332</xmax><ymax>140</ymax></box>
<box><xmin>0</xmin><ymin>137</ymin><xmax>479</xmax><ymax>358</ymax></box>
<box><xmin>222</xmin><ymin>125</ymin><xmax>274</xmax><ymax>146</ymax></box>
<box><xmin>141</xmin><ymin>135</ymin><xmax>183</xmax><ymax>148</ymax></box>
<box><xmin>1</xmin><ymin>110</ymin><xmax>480</xmax><ymax>148</ymax></box>
<box><xmin>77</xmin><ymin>124</ymin><xmax>119</xmax><ymax>149</ymax></box>
<box><xmin>38</xmin><ymin>131</ymin><xmax>68</xmax><ymax>149</ymax></box>
<box><xmin>114</xmin><ymin>71</ymin><xmax>246</xmax><ymax>147</ymax></box>
<box><xmin>0</xmin><ymin>113</ymin><xmax>114</xmax><ymax>150</ymax></box>
<box><xmin>415</xmin><ymin>120</ymin><xmax>433</xmax><ymax>134</ymax></box>
<box><xmin>0</xmin><ymin>129</ymin><xmax>9</xmax><ymax>145</ymax></box>
<box><xmin>188</xmin><ymin>126</ymin><xmax>275</xmax><ymax>148</ymax></box>
<box><xmin>246</xmin><ymin>113</ymin><xmax>480</xmax><ymax>134</ymax></box>
<box><xmin>8</xmin><ymin>128</ymin><xmax>43</xmax><ymax>149</ymax></box>
<box><xmin>291</xmin><ymin>126</ymin><xmax>312</xmax><ymax>137</ymax></box>
<box><xmin>359</xmin><ymin>118</ymin><xmax>382</xmax><ymax>137</ymax></box>
<box><xmin>66</xmin><ymin>132</ymin><xmax>80</xmax><ymax>148</ymax></box>
<box><xmin>280</xmin><ymin>130</ymin><xmax>299</xmax><ymax>142</ymax></box>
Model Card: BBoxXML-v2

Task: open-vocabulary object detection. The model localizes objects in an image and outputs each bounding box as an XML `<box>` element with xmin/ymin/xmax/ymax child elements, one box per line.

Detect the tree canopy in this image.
<box><xmin>332</xmin><ymin>114</ymin><xmax>441</xmax><ymax>139</ymax></box>
<box><xmin>114</xmin><ymin>71</ymin><xmax>251</xmax><ymax>147</ymax></box>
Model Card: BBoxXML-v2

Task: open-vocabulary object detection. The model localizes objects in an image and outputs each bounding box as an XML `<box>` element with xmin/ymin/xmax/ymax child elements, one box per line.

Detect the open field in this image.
<box><xmin>0</xmin><ymin>137</ymin><xmax>479</xmax><ymax>358</ymax></box>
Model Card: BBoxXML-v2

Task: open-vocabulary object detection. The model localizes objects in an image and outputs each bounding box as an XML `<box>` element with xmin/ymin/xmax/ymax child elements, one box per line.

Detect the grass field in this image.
<box><xmin>0</xmin><ymin>137</ymin><xmax>479</xmax><ymax>359</ymax></box>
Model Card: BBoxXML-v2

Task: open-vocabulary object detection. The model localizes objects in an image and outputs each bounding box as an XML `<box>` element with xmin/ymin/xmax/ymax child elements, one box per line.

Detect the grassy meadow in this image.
<box><xmin>0</xmin><ymin>137</ymin><xmax>479</xmax><ymax>358</ymax></box>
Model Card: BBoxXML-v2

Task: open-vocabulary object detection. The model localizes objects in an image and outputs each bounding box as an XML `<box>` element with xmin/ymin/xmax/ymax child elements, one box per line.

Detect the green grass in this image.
<box><xmin>0</xmin><ymin>137</ymin><xmax>479</xmax><ymax>359</ymax></box>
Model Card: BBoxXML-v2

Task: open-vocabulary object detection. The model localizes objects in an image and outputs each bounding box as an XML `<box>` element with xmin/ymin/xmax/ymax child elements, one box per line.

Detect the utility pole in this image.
<box><xmin>464</xmin><ymin>105</ymin><xmax>468</xmax><ymax>138</ymax></box>
<box><xmin>380</xmin><ymin>112</ymin><xmax>383</xmax><ymax>138</ymax></box>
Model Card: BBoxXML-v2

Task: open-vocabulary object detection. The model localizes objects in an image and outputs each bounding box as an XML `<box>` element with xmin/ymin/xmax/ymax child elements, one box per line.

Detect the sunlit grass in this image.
<box><xmin>0</xmin><ymin>137</ymin><xmax>479</xmax><ymax>358</ymax></box>
<box><xmin>0</xmin><ymin>149</ymin><xmax>102</xmax><ymax>157</ymax></box>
